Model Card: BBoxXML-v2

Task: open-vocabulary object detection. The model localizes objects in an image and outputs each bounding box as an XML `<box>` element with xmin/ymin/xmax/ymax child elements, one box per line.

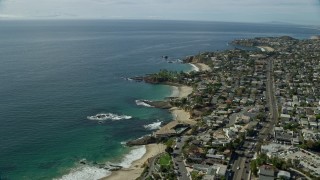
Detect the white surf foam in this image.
<box><xmin>117</xmin><ymin>146</ymin><xmax>146</xmax><ymax>168</ymax></box>
<box><xmin>170</xmin><ymin>86</ymin><xmax>179</xmax><ymax>97</ymax></box>
<box><xmin>189</xmin><ymin>63</ymin><xmax>200</xmax><ymax>72</ymax></box>
<box><xmin>56</xmin><ymin>146</ymin><xmax>147</xmax><ymax>180</ymax></box>
<box><xmin>143</xmin><ymin>121</ymin><xmax>162</xmax><ymax>130</ymax></box>
<box><xmin>258</xmin><ymin>47</ymin><xmax>266</xmax><ymax>52</ymax></box>
<box><xmin>87</xmin><ymin>113</ymin><xmax>132</xmax><ymax>121</ymax></box>
<box><xmin>120</xmin><ymin>141</ymin><xmax>127</xmax><ymax>145</ymax></box>
<box><xmin>55</xmin><ymin>165</ymin><xmax>111</xmax><ymax>180</ymax></box>
<box><xmin>135</xmin><ymin>100</ymin><xmax>154</xmax><ymax>107</ymax></box>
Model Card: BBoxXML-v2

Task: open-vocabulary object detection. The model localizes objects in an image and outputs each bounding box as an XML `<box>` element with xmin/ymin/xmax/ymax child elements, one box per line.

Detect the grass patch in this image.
<box><xmin>159</xmin><ymin>153</ymin><xmax>171</xmax><ymax>166</ymax></box>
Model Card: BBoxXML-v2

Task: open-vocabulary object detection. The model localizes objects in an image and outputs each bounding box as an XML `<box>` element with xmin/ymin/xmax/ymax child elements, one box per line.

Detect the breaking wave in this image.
<box><xmin>55</xmin><ymin>165</ymin><xmax>111</xmax><ymax>180</ymax></box>
<box><xmin>117</xmin><ymin>145</ymin><xmax>146</xmax><ymax>168</ymax></box>
<box><xmin>135</xmin><ymin>100</ymin><xmax>154</xmax><ymax>107</ymax></box>
<box><xmin>143</xmin><ymin>121</ymin><xmax>162</xmax><ymax>130</ymax></box>
<box><xmin>56</xmin><ymin>146</ymin><xmax>146</xmax><ymax>180</ymax></box>
<box><xmin>87</xmin><ymin>113</ymin><xmax>132</xmax><ymax>121</ymax></box>
<box><xmin>189</xmin><ymin>63</ymin><xmax>199</xmax><ymax>72</ymax></box>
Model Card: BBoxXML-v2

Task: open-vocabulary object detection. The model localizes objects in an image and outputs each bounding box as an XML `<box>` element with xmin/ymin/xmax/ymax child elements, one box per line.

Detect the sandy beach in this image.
<box><xmin>177</xmin><ymin>85</ymin><xmax>193</xmax><ymax>98</ymax></box>
<box><xmin>257</xmin><ymin>46</ymin><xmax>275</xmax><ymax>52</ymax></box>
<box><xmin>103</xmin><ymin>76</ymin><xmax>195</xmax><ymax>180</ymax></box>
<box><xmin>154</xmin><ymin>84</ymin><xmax>195</xmax><ymax>136</ymax></box>
<box><xmin>170</xmin><ymin>85</ymin><xmax>195</xmax><ymax>124</ymax></box>
<box><xmin>170</xmin><ymin>107</ymin><xmax>196</xmax><ymax>125</ymax></box>
<box><xmin>194</xmin><ymin>63</ymin><xmax>211</xmax><ymax>71</ymax></box>
<box><xmin>103</xmin><ymin>144</ymin><xmax>166</xmax><ymax>180</ymax></box>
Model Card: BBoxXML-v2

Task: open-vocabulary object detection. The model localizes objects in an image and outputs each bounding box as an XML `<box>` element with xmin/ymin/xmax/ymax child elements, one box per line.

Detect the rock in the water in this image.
<box><xmin>183</xmin><ymin>56</ymin><xmax>194</xmax><ymax>63</ymax></box>
<box><xmin>146</xmin><ymin>100</ymin><xmax>172</xmax><ymax>109</ymax></box>
<box><xmin>79</xmin><ymin>159</ymin><xmax>87</xmax><ymax>165</ymax></box>
<box><xmin>126</xmin><ymin>135</ymin><xmax>156</xmax><ymax>146</ymax></box>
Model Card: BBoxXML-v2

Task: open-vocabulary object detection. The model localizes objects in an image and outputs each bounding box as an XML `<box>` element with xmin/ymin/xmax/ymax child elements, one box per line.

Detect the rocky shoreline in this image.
<box><xmin>141</xmin><ymin>100</ymin><xmax>173</xmax><ymax>109</ymax></box>
<box><xmin>126</xmin><ymin>135</ymin><xmax>157</xmax><ymax>146</ymax></box>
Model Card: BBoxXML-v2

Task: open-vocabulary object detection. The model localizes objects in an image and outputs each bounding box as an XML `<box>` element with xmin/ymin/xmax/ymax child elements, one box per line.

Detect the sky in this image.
<box><xmin>0</xmin><ymin>0</ymin><xmax>320</xmax><ymax>25</ymax></box>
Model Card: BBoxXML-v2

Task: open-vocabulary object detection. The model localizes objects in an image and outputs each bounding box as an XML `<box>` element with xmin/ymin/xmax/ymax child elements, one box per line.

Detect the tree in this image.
<box><xmin>256</xmin><ymin>113</ymin><xmax>266</xmax><ymax>121</ymax></box>
<box><xmin>286</xmin><ymin>158</ymin><xmax>293</xmax><ymax>168</ymax></box>
<box><xmin>250</xmin><ymin>160</ymin><xmax>258</xmax><ymax>176</ymax></box>
<box><xmin>271</xmin><ymin>157</ymin><xmax>285</xmax><ymax>169</ymax></box>
<box><xmin>256</xmin><ymin>153</ymin><xmax>268</xmax><ymax>165</ymax></box>
<box><xmin>292</xmin><ymin>159</ymin><xmax>300</xmax><ymax>168</ymax></box>
<box><xmin>165</xmin><ymin>147</ymin><xmax>173</xmax><ymax>154</ymax></box>
<box><xmin>247</xmin><ymin>129</ymin><xmax>255</xmax><ymax>137</ymax></box>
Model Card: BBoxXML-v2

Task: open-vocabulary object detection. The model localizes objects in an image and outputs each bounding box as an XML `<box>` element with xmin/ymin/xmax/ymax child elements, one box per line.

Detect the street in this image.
<box><xmin>231</xmin><ymin>141</ymin><xmax>253</xmax><ymax>180</ymax></box>
<box><xmin>172</xmin><ymin>136</ymin><xmax>190</xmax><ymax>180</ymax></box>
<box><xmin>230</xmin><ymin>58</ymin><xmax>278</xmax><ymax>180</ymax></box>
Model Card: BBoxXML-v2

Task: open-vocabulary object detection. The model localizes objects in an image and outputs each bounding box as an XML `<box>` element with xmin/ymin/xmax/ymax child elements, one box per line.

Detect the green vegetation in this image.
<box><xmin>250</xmin><ymin>160</ymin><xmax>258</xmax><ymax>176</ymax></box>
<box><xmin>190</xmin><ymin>171</ymin><xmax>204</xmax><ymax>180</ymax></box>
<box><xmin>164</xmin><ymin>138</ymin><xmax>175</xmax><ymax>154</ymax></box>
<box><xmin>299</xmin><ymin>140</ymin><xmax>320</xmax><ymax>152</ymax></box>
<box><xmin>246</xmin><ymin>129</ymin><xmax>256</xmax><ymax>137</ymax></box>
<box><xmin>165</xmin><ymin>138</ymin><xmax>175</xmax><ymax>147</ymax></box>
<box><xmin>157</xmin><ymin>153</ymin><xmax>176</xmax><ymax>180</ymax></box>
<box><xmin>283</xmin><ymin>122</ymin><xmax>300</xmax><ymax>131</ymax></box>
<box><xmin>159</xmin><ymin>153</ymin><xmax>171</xmax><ymax>166</ymax></box>
<box><xmin>147</xmin><ymin>70</ymin><xmax>180</xmax><ymax>83</ymax></box>
<box><xmin>251</xmin><ymin>153</ymin><xmax>295</xmax><ymax>177</ymax></box>
<box><xmin>256</xmin><ymin>113</ymin><xmax>267</xmax><ymax>121</ymax></box>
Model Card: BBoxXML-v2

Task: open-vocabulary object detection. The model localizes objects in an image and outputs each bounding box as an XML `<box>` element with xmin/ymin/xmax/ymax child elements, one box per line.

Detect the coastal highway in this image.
<box><xmin>265</xmin><ymin>58</ymin><xmax>278</xmax><ymax>139</ymax></box>
<box><xmin>232</xmin><ymin>157</ymin><xmax>249</xmax><ymax>180</ymax></box>
<box><xmin>231</xmin><ymin>59</ymin><xmax>277</xmax><ymax>180</ymax></box>
<box><xmin>231</xmin><ymin>141</ymin><xmax>253</xmax><ymax>180</ymax></box>
<box><xmin>172</xmin><ymin>136</ymin><xmax>190</xmax><ymax>180</ymax></box>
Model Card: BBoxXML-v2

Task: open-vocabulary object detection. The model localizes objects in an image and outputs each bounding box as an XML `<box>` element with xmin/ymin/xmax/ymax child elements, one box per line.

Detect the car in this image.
<box><xmin>237</xmin><ymin>166</ymin><xmax>240</xmax><ymax>170</ymax></box>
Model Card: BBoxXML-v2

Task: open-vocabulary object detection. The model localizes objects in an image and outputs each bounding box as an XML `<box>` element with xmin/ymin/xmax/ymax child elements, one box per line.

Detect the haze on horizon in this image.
<box><xmin>0</xmin><ymin>0</ymin><xmax>320</xmax><ymax>26</ymax></box>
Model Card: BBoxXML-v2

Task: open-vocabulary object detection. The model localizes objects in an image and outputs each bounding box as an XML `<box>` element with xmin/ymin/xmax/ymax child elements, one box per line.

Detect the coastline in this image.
<box><xmin>195</xmin><ymin>63</ymin><xmax>211</xmax><ymax>71</ymax></box>
<box><xmin>104</xmin><ymin>85</ymin><xmax>194</xmax><ymax>180</ymax></box>
<box><xmin>169</xmin><ymin>84</ymin><xmax>195</xmax><ymax>125</ymax></box>
<box><xmin>256</xmin><ymin>46</ymin><xmax>275</xmax><ymax>52</ymax></box>
<box><xmin>102</xmin><ymin>144</ymin><xmax>166</xmax><ymax>180</ymax></box>
<box><xmin>176</xmin><ymin>85</ymin><xmax>193</xmax><ymax>98</ymax></box>
<box><xmin>103</xmin><ymin>63</ymin><xmax>198</xmax><ymax>180</ymax></box>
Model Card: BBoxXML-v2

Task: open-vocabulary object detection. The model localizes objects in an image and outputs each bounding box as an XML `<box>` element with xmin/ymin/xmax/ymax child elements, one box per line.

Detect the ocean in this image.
<box><xmin>0</xmin><ymin>20</ymin><xmax>318</xmax><ymax>180</ymax></box>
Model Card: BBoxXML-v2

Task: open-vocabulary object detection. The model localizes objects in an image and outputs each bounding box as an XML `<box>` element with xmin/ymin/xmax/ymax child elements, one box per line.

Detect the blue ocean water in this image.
<box><xmin>0</xmin><ymin>20</ymin><xmax>319</xmax><ymax>179</ymax></box>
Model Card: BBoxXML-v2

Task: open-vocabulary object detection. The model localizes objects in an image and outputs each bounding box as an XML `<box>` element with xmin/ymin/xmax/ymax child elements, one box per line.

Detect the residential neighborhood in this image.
<box><xmin>135</xmin><ymin>36</ymin><xmax>320</xmax><ymax>180</ymax></box>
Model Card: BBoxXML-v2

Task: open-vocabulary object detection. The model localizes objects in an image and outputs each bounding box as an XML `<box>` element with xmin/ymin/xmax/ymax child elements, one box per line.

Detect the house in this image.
<box><xmin>310</xmin><ymin>122</ymin><xmax>318</xmax><ymax>130</ymax></box>
<box><xmin>206</xmin><ymin>154</ymin><xmax>225</xmax><ymax>160</ymax></box>
<box><xmin>300</xmin><ymin>118</ymin><xmax>309</xmax><ymax>128</ymax></box>
<box><xmin>240</xmin><ymin>98</ymin><xmax>248</xmax><ymax>105</ymax></box>
<box><xmin>241</xmin><ymin>114</ymin><xmax>251</xmax><ymax>123</ymax></box>
<box><xmin>275</xmin><ymin>131</ymin><xmax>293</xmax><ymax>144</ymax></box>
<box><xmin>258</xmin><ymin>165</ymin><xmax>275</xmax><ymax>180</ymax></box>
<box><xmin>280</xmin><ymin>114</ymin><xmax>291</xmax><ymax>121</ymax></box>
<box><xmin>277</xmin><ymin>170</ymin><xmax>291</xmax><ymax>180</ymax></box>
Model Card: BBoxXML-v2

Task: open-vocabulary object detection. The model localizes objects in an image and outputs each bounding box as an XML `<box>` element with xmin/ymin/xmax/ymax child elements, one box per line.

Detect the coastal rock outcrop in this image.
<box><xmin>183</xmin><ymin>56</ymin><xmax>194</xmax><ymax>63</ymax></box>
<box><xmin>126</xmin><ymin>136</ymin><xmax>156</xmax><ymax>146</ymax></box>
<box><xmin>146</xmin><ymin>101</ymin><xmax>172</xmax><ymax>109</ymax></box>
